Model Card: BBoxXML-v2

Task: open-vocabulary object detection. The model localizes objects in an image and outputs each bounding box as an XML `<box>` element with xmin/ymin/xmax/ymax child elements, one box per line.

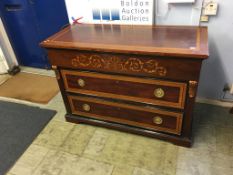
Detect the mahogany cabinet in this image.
<box><xmin>41</xmin><ymin>24</ymin><xmax>209</xmax><ymax>147</ymax></box>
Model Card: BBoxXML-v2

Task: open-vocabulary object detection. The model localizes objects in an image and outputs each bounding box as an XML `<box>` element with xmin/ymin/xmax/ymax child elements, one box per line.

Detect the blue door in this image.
<box><xmin>0</xmin><ymin>0</ymin><xmax>68</xmax><ymax>68</ymax></box>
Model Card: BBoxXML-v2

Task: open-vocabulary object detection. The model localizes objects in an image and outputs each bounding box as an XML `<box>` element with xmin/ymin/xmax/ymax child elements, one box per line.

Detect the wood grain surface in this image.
<box><xmin>61</xmin><ymin>70</ymin><xmax>187</xmax><ymax>109</ymax></box>
<box><xmin>41</xmin><ymin>24</ymin><xmax>209</xmax><ymax>58</ymax></box>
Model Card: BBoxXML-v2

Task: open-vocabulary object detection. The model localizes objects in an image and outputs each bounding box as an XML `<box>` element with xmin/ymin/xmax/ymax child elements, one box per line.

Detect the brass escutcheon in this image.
<box><xmin>82</xmin><ymin>104</ymin><xmax>90</xmax><ymax>112</ymax></box>
<box><xmin>154</xmin><ymin>88</ymin><xmax>165</xmax><ymax>98</ymax></box>
<box><xmin>153</xmin><ymin>116</ymin><xmax>163</xmax><ymax>125</ymax></box>
<box><xmin>78</xmin><ymin>79</ymin><xmax>85</xmax><ymax>87</ymax></box>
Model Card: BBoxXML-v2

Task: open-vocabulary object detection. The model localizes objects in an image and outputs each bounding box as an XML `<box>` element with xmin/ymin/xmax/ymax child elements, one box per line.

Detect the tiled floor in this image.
<box><xmin>1</xmin><ymin>68</ymin><xmax>233</xmax><ymax>175</ymax></box>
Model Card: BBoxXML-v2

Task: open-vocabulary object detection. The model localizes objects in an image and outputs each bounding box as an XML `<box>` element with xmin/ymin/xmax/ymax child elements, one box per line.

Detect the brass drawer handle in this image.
<box><xmin>77</xmin><ymin>78</ymin><xmax>85</xmax><ymax>87</ymax></box>
<box><xmin>154</xmin><ymin>88</ymin><xmax>165</xmax><ymax>98</ymax></box>
<box><xmin>82</xmin><ymin>104</ymin><xmax>91</xmax><ymax>112</ymax></box>
<box><xmin>153</xmin><ymin>116</ymin><xmax>163</xmax><ymax>125</ymax></box>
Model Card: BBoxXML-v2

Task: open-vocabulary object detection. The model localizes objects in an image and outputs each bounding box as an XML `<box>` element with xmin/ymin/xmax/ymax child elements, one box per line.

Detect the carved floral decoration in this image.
<box><xmin>71</xmin><ymin>54</ymin><xmax>167</xmax><ymax>76</ymax></box>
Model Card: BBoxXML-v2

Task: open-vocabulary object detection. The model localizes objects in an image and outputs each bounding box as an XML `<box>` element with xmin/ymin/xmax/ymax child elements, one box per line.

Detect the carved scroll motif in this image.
<box><xmin>71</xmin><ymin>54</ymin><xmax>167</xmax><ymax>76</ymax></box>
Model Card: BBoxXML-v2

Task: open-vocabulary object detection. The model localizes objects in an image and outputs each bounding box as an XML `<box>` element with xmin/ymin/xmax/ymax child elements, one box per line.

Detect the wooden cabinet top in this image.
<box><xmin>41</xmin><ymin>24</ymin><xmax>209</xmax><ymax>59</ymax></box>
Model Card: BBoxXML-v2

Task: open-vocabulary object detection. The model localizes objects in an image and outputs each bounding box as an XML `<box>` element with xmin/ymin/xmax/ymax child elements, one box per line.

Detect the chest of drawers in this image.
<box><xmin>41</xmin><ymin>24</ymin><xmax>209</xmax><ymax>147</ymax></box>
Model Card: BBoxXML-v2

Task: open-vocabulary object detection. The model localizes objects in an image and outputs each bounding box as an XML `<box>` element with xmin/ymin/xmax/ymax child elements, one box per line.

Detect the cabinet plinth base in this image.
<box><xmin>65</xmin><ymin>114</ymin><xmax>192</xmax><ymax>147</ymax></box>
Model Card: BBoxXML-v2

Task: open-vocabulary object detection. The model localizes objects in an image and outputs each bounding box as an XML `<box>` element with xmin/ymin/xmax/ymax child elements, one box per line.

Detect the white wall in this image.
<box><xmin>198</xmin><ymin>0</ymin><xmax>233</xmax><ymax>100</ymax></box>
<box><xmin>155</xmin><ymin>0</ymin><xmax>233</xmax><ymax>101</ymax></box>
<box><xmin>155</xmin><ymin>0</ymin><xmax>203</xmax><ymax>25</ymax></box>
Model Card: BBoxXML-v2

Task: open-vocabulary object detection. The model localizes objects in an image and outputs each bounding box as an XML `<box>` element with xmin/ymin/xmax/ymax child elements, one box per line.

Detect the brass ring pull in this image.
<box><xmin>154</xmin><ymin>88</ymin><xmax>165</xmax><ymax>98</ymax></box>
<box><xmin>78</xmin><ymin>79</ymin><xmax>85</xmax><ymax>87</ymax></box>
<box><xmin>82</xmin><ymin>104</ymin><xmax>90</xmax><ymax>112</ymax></box>
<box><xmin>153</xmin><ymin>116</ymin><xmax>163</xmax><ymax>125</ymax></box>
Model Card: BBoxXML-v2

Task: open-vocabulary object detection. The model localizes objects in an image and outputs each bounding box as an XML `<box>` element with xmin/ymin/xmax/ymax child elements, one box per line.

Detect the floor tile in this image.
<box><xmin>6</xmin><ymin>173</ymin><xmax>15</xmax><ymax>175</ymax></box>
<box><xmin>46</xmin><ymin>93</ymin><xmax>66</xmax><ymax>122</ymax></box>
<box><xmin>84</xmin><ymin>128</ymin><xmax>178</xmax><ymax>175</ymax></box>
<box><xmin>210</xmin><ymin>152</ymin><xmax>233</xmax><ymax>169</ymax></box>
<box><xmin>176</xmin><ymin>167</ymin><xmax>211</xmax><ymax>175</ymax></box>
<box><xmin>33</xmin><ymin>150</ymin><xmax>113</xmax><ymax>175</ymax></box>
<box><xmin>192</xmin><ymin>125</ymin><xmax>216</xmax><ymax>152</ymax></box>
<box><xmin>33</xmin><ymin>120</ymin><xmax>75</xmax><ymax>149</ymax></box>
<box><xmin>9</xmin><ymin>145</ymin><xmax>50</xmax><ymax>175</ymax></box>
<box><xmin>215</xmin><ymin>126</ymin><xmax>233</xmax><ymax>156</ymax></box>
<box><xmin>195</xmin><ymin>103</ymin><xmax>233</xmax><ymax>128</ymax></box>
<box><xmin>132</xmin><ymin>167</ymin><xmax>157</xmax><ymax>175</ymax></box>
<box><xmin>177</xmin><ymin>147</ymin><xmax>212</xmax><ymax>169</ymax></box>
<box><xmin>83</xmin><ymin>129</ymin><xmax>110</xmax><ymax>156</ymax></box>
<box><xmin>73</xmin><ymin>157</ymin><xmax>113</xmax><ymax>175</ymax></box>
<box><xmin>209</xmin><ymin>166</ymin><xmax>233</xmax><ymax>175</ymax></box>
<box><xmin>60</xmin><ymin>124</ymin><xmax>96</xmax><ymax>155</ymax></box>
<box><xmin>176</xmin><ymin>165</ymin><xmax>233</xmax><ymax>175</ymax></box>
<box><xmin>161</xmin><ymin>144</ymin><xmax>178</xmax><ymax>175</ymax></box>
<box><xmin>177</xmin><ymin>137</ymin><xmax>233</xmax><ymax>174</ymax></box>
<box><xmin>33</xmin><ymin>150</ymin><xmax>79</xmax><ymax>175</ymax></box>
<box><xmin>111</xmin><ymin>165</ymin><xmax>134</xmax><ymax>175</ymax></box>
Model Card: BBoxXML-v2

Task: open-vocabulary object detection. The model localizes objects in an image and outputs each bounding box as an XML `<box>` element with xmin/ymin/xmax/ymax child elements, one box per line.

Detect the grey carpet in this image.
<box><xmin>0</xmin><ymin>101</ymin><xmax>56</xmax><ymax>175</ymax></box>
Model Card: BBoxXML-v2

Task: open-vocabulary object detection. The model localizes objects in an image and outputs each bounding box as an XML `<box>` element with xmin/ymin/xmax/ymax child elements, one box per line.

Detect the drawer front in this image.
<box><xmin>48</xmin><ymin>49</ymin><xmax>202</xmax><ymax>81</ymax></box>
<box><xmin>68</xmin><ymin>95</ymin><xmax>183</xmax><ymax>135</ymax></box>
<box><xmin>61</xmin><ymin>70</ymin><xmax>187</xmax><ymax>109</ymax></box>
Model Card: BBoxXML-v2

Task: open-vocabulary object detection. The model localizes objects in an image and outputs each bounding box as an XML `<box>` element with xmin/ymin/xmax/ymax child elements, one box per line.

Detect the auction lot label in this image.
<box><xmin>65</xmin><ymin>0</ymin><xmax>154</xmax><ymax>25</ymax></box>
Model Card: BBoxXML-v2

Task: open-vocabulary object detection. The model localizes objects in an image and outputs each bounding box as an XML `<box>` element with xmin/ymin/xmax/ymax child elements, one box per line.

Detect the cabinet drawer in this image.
<box><xmin>68</xmin><ymin>95</ymin><xmax>183</xmax><ymax>135</ymax></box>
<box><xmin>62</xmin><ymin>70</ymin><xmax>187</xmax><ymax>109</ymax></box>
<box><xmin>48</xmin><ymin>49</ymin><xmax>202</xmax><ymax>81</ymax></box>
